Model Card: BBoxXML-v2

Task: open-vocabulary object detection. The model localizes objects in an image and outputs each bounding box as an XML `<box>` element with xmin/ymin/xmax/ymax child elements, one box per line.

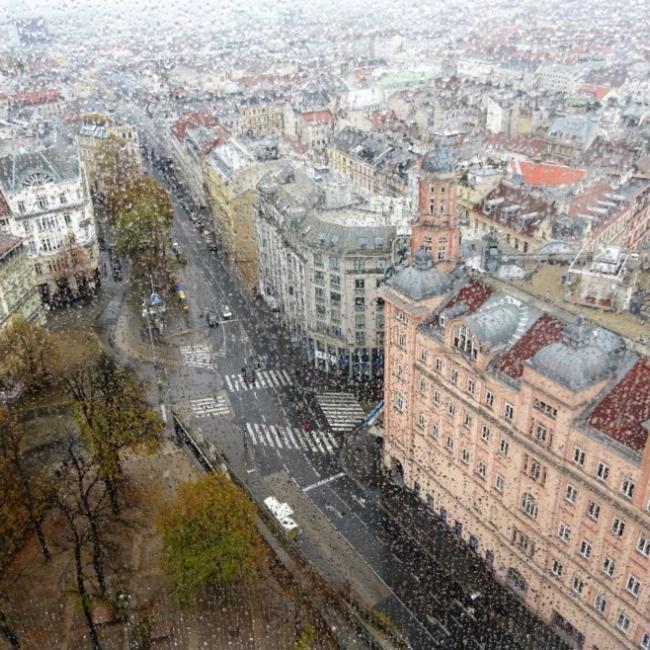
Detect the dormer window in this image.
<box><xmin>453</xmin><ymin>325</ymin><xmax>478</xmax><ymax>359</ymax></box>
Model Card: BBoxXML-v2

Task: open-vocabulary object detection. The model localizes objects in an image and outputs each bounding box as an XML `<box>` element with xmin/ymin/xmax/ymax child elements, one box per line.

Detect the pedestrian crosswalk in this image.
<box><xmin>180</xmin><ymin>344</ymin><xmax>213</xmax><ymax>368</ymax></box>
<box><xmin>316</xmin><ymin>392</ymin><xmax>366</xmax><ymax>433</ymax></box>
<box><xmin>224</xmin><ymin>369</ymin><xmax>293</xmax><ymax>392</ymax></box>
<box><xmin>244</xmin><ymin>423</ymin><xmax>339</xmax><ymax>455</ymax></box>
<box><xmin>189</xmin><ymin>396</ymin><xmax>230</xmax><ymax>419</ymax></box>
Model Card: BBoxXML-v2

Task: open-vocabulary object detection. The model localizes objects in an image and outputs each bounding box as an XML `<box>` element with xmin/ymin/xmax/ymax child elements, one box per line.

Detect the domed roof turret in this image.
<box><xmin>529</xmin><ymin>316</ymin><xmax>623</xmax><ymax>391</ymax></box>
<box><xmin>421</xmin><ymin>137</ymin><xmax>455</xmax><ymax>174</ymax></box>
<box><xmin>388</xmin><ymin>248</ymin><xmax>451</xmax><ymax>300</ymax></box>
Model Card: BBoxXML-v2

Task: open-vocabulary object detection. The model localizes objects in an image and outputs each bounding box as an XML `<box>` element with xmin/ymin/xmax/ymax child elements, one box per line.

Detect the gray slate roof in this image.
<box><xmin>388</xmin><ymin>249</ymin><xmax>451</xmax><ymax>300</ymax></box>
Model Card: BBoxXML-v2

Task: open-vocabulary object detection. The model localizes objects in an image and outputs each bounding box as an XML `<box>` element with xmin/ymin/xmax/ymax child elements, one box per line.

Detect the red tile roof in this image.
<box><xmin>170</xmin><ymin>111</ymin><xmax>218</xmax><ymax>141</ymax></box>
<box><xmin>497</xmin><ymin>314</ymin><xmax>564</xmax><ymax>379</ymax></box>
<box><xmin>587</xmin><ymin>359</ymin><xmax>650</xmax><ymax>453</ymax></box>
<box><xmin>0</xmin><ymin>235</ymin><xmax>23</xmax><ymax>261</ymax></box>
<box><xmin>511</xmin><ymin>161</ymin><xmax>587</xmax><ymax>188</ymax></box>
<box><xmin>578</xmin><ymin>84</ymin><xmax>610</xmax><ymax>102</ymax></box>
<box><xmin>369</xmin><ymin>110</ymin><xmax>398</xmax><ymax>128</ymax></box>
<box><xmin>9</xmin><ymin>89</ymin><xmax>63</xmax><ymax>108</ymax></box>
<box><xmin>476</xmin><ymin>181</ymin><xmax>556</xmax><ymax>237</ymax></box>
<box><xmin>302</xmin><ymin>110</ymin><xmax>332</xmax><ymax>124</ymax></box>
<box><xmin>443</xmin><ymin>280</ymin><xmax>493</xmax><ymax>315</ymax></box>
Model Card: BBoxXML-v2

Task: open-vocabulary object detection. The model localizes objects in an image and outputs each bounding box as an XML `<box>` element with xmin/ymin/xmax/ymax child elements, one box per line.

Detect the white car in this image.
<box><xmin>222</xmin><ymin>305</ymin><xmax>232</xmax><ymax>320</ymax></box>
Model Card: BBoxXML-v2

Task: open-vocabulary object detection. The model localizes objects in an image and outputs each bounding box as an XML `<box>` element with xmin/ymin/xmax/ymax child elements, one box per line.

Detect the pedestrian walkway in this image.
<box><xmin>316</xmin><ymin>392</ymin><xmax>366</xmax><ymax>432</ymax></box>
<box><xmin>224</xmin><ymin>369</ymin><xmax>293</xmax><ymax>392</ymax></box>
<box><xmin>244</xmin><ymin>422</ymin><xmax>339</xmax><ymax>455</ymax></box>
<box><xmin>189</xmin><ymin>396</ymin><xmax>230</xmax><ymax>419</ymax></box>
<box><xmin>180</xmin><ymin>343</ymin><xmax>213</xmax><ymax>368</ymax></box>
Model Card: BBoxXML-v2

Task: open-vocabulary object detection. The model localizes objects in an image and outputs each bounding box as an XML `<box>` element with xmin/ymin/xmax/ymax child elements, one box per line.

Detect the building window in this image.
<box><xmin>620</xmin><ymin>478</ymin><xmax>635</xmax><ymax>499</ymax></box>
<box><xmin>34</xmin><ymin>263</ymin><xmax>42</xmax><ymax>275</ymax></box>
<box><xmin>59</xmin><ymin>192</ymin><xmax>66</xmax><ymax>204</ymax></box>
<box><xmin>395</xmin><ymin>310</ymin><xmax>408</xmax><ymax>324</ymax></box>
<box><xmin>18</xmin><ymin>201</ymin><xmax>26</xmax><ymax>214</ymax></box>
<box><xmin>587</xmin><ymin>501</ymin><xmax>600</xmax><ymax>521</ymax></box>
<box><xmin>446</xmin><ymin>435</ymin><xmax>454</xmax><ymax>451</ymax></box>
<box><xmin>637</xmin><ymin>535</ymin><xmax>650</xmax><ymax>558</ymax></box>
<box><xmin>565</xmin><ymin>484</ymin><xmax>577</xmax><ymax>504</ymax></box>
<box><xmin>616</xmin><ymin>611</ymin><xmax>630</xmax><ymax>635</ymax></box>
<box><xmin>418</xmin><ymin>378</ymin><xmax>427</xmax><ymax>395</ymax></box>
<box><xmin>395</xmin><ymin>362</ymin><xmax>404</xmax><ymax>379</ymax></box>
<box><xmin>353</xmin><ymin>258</ymin><xmax>365</xmax><ymax>272</ymax></box>
<box><xmin>480</xmin><ymin>424</ymin><xmax>490</xmax><ymax>442</ymax></box>
<box><xmin>499</xmin><ymin>438</ymin><xmax>509</xmax><ymax>456</ymax></box>
<box><xmin>640</xmin><ymin>632</ymin><xmax>650</xmax><ymax>650</ymax></box>
<box><xmin>432</xmin><ymin>390</ymin><xmax>441</xmax><ymax>405</ymax></box>
<box><xmin>416</xmin><ymin>412</ymin><xmax>426</xmax><ymax>429</ymax></box>
<box><xmin>419</xmin><ymin>348</ymin><xmax>428</xmax><ymax>363</ymax></box>
<box><xmin>594</xmin><ymin>593</ymin><xmax>607</xmax><ymax>615</ymax></box>
<box><xmin>397</xmin><ymin>332</ymin><xmax>406</xmax><ymax>347</ymax></box>
<box><xmin>463</xmin><ymin>412</ymin><xmax>472</xmax><ymax>428</ymax></box>
<box><xmin>494</xmin><ymin>474</ymin><xmax>505</xmax><ymax>493</ymax></box>
<box><xmin>572</xmin><ymin>575</ymin><xmax>584</xmax><ymax>596</ymax></box>
<box><xmin>504</xmin><ymin>402</ymin><xmax>514</xmax><ymax>421</ymax></box>
<box><xmin>532</xmin><ymin>422</ymin><xmax>550</xmax><ymax>446</ymax></box>
<box><xmin>522</xmin><ymin>493</ymin><xmax>538</xmax><ymax>519</ymax></box>
<box><xmin>431</xmin><ymin>424</ymin><xmax>439</xmax><ymax>439</ymax></box>
<box><xmin>63</xmin><ymin>212</ymin><xmax>71</xmax><ymax>225</ymax></box>
<box><xmin>512</xmin><ymin>529</ymin><xmax>529</xmax><ymax>552</ymax></box>
<box><xmin>460</xmin><ymin>448</ymin><xmax>470</xmax><ymax>465</ymax></box>
<box><xmin>355</xmin><ymin>278</ymin><xmax>365</xmax><ymax>290</ymax></box>
<box><xmin>626</xmin><ymin>574</ymin><xmax>641</xmax><ymax>598</ymax></box>
<box><xmin>579</xmin><ymin>539</ymin><xmax>592</xmax><ymax>559</ymax></box>
<box><xmin>329</xmin><ymin>255</ymin><xmax>339</xmax><ymax>270</ymax></box>
<box><xmin>484</xmin><ymin>390</ymin><xmax>494</xmax><ymax>408</ymax></box>
<box><xmin>448</xmin><ymin>401</ymin><xmax>456</xmax><ymax>416</ymax></box>
<box><xmin>527</xmin><ymin>457</ymin><xmax>542</xmax><ymax>482</ymax></box>
<box><xmin>558</xmin><ymin>522</ymin><xmax>571</xmax><ymax>543</ymax></box>
<box><xmin>611</xmin><ymin>518</ymin><xmax>625</xmax><ymax>537</ymax></box>
<box><xmin>596</xmin><ymin>461</ymin><xmax>609</xmax><ymax>482</ymax></box>
<box><xmin>450</xmin><ymin>368</ymin><xmax>458</xmax><ymax>384</ymax></box>
<box><xmin>532</xmin><ymin>398</ymin><xmax>558</xmax><ymax>419</ymax></box>
<box><xmin>467</xmin><ymin>378</ymin><xmax>475</xmax><ymax>394</ymax></box>
<box><xmin>37</xmin><ymin>196</ymin><xmax>48</xmax><ymax>210</ymax></box>
<box><xmin>551</xmin><ymin>559</ymin><xmax>563</xmax><ymax>577</ymax></box>
<box><xmin>477</xmin><ymin>460</ymin><xmax>487</xmax><ymax>479</ymax></box>
<box><xmin>603</xmin><ymin>556</ymin><xmax>615</xmax><ymax>577</ymax></box>
<box><xmin>394</xmin><ymin>392</ymin><xmax>404</xmax><ymax>412</ymax></box>
<box><xmin>452</xmin><ymin>325</ymin><xmax>478</xmax><ymax>359</ymax></box>
<box><xmin>573</xmin><ymin>447</ymin><xmax>585</xmax><ymax>467</ymax></box>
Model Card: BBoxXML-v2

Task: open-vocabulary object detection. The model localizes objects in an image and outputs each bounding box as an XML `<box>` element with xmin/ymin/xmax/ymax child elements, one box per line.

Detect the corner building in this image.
<box><xmin>382</xmin><ymin>258</ymin><xmax>650</xmax><ymax>650</ymax></box>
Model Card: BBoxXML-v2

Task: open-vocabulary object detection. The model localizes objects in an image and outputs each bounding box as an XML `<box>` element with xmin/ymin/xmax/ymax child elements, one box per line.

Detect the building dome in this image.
<box><xmin>529</xmin><ymin>317</ymin><xmax>622</xmax><ymax>391</ymax></box>
<box><xmin>388</xmin><ymin>248</ymin><xmax>451</xmax><ymax>300</ymax></box>
<box><xmin>421</xmin><ymin>138</ymin><xmax>455</xmax><ymax>174</ymax></box>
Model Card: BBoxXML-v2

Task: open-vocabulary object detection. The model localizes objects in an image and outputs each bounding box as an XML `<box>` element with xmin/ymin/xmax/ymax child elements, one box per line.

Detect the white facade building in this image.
<box><xmin>0</xmin><ymin>142</ymin><xmax>99</xmax><ymax>304</ymax></box>
<box><xmin>256</xmin><ymin>163</ymin><xmax>413</xmax><ymax>377</ymax></box>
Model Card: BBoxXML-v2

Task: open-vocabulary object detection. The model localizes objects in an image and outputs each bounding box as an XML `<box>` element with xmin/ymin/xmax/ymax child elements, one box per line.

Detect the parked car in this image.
<box><xmin>206</xmin><ymin>311</ymin><xmax>219</xmax><ymax>328</ymax></box>
<box><xmin>208</xmin><ymin>241</ymin><xmax>218</xmax><ymax>253</ymax></box>
<box><xmin>222</xmin><ymin>305</ymin><xmax>232</xmax><ymax>320</ymax></box>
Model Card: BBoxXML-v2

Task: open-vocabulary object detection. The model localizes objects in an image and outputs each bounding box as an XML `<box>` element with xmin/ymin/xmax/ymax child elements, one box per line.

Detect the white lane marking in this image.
<box><xmin>246</xmin><ymin>422</ymin><xmax>257</xmax><ymax>444</ymax></box>
<box><xmin>225</xmin><ymin>375</ymin><xmax>234</xmax><ymax>391</ymax></box>
<box><xmin>303</xmin><ymin>472</ymin><xmax>346</xmax><ymax>493</ymax></box>
<box><xmin>310</xmin><ymin>431</ymin><xmax>326</xmax><ymax>454</ymax></box>
<box><xmin>325</xmin><ymin>431</ymin><xmax>339</xmax><ymax>448</ymax></box>
<box><xmin>269</xmin><ymin>425</ymin><xmax>282</xmax><ymax>448</ymax></box>
<box><xmin>285</xmin><ymin>427</ymin><xmax>298</xmax><ymax>449</ymax></box>
<box><xmin>317</xmin><ymin>430</ymin><xmax>334</xmax><ymax>453</ymax></box>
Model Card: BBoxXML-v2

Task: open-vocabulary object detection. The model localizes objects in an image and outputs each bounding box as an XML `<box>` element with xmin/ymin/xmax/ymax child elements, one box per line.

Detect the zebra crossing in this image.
<box><xmin>180</xmin><ymin>344</ymin><xmax>213</xmax><ymax>368</ymax></box>
<box><xmin>189</xmin><ymin>396</ymin><xmax>230</xmax><ymax>419</ymax></box>
<box><xmin>244</xmin><ymin>423</ymin><xmax>339</xmax><ymax>455</ymax></box>
<box><xmin>316</xmin><ymin>392</ymin><xmax>366</xmax><ymax>433</ymax></box>
<box><xmin>224</xmin><ymin>369</ymin><xmax>293</xmax><ymax>392</ymax></box>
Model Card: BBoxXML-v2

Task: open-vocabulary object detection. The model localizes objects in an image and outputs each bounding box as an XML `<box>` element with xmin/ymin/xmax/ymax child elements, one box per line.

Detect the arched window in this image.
<box><xmin>453</xmin><ymin>325</ymin><xmax>478</xmax><ymax>359</ymax></box>
<box><xmin>506</xmin><ymin>568</ymin><xmax>528</xmax><ymax>595</ymax></box>
<box><xmin>521</xmin><ymin>493</ymin><xmax>538</xmax><ymax>519</ymax></box>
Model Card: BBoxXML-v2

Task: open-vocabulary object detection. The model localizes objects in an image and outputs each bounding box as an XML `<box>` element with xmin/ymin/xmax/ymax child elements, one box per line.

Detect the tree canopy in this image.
<box><xmin>109</xmin><ymin>176</ymin><xmax>175</xmax><ymax>290</ymax></box>
<box><xmin>95</xmin><ymin>132</ymin><xmax>140</xmax><ymax>198</ymax></box>
<box><xmin>66</xmin><ymin>352</ymin><xmax>162</xmax><ymax>514</ymax></box>
<box><xmin>156</xmin><ymin>473</ymin><xmax>266</xmax><ymax>607</ymax></box>
<box><xmin>0</xmin><ymin>317</ymin><xmax>58</xmax><ymax>393</ymax></box>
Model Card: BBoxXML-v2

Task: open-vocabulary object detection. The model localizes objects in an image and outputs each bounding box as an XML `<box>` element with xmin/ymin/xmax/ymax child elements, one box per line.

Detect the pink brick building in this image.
<box><xmin>381</xmin><ymin>259</ymin><xmax>650</xmax><ymax>650</ymax></box>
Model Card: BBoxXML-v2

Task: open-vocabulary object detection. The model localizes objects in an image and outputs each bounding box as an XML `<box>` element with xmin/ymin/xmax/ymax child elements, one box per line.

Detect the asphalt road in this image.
<box><xmin>134</xmin><ymin>149</ymin><xmax>567</xmax><ymax>650</ymax></box>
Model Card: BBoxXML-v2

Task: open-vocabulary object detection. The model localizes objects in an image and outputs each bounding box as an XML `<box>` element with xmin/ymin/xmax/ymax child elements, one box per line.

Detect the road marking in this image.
<box><xmin>310</xmin><ymin>431</ymin><xmax>326</xmax><ymax>454</ymax></box>
<box><xmin>317</xmin><ymin>430</ymin><xmax>334</xmax><ymax>453</ymax></box>
<box><xmin>269</xmin><ymin>425</ymin><xmax>282</xmax><ymax>447</ymax></box>
<box><xmin>325</xmin><ymin>431</ymin><xmax>339</xmax><ymax>448</ymax></box>
<box><xmin>224</xmin><ymin>375</ymin><xmax>234</xmax><ymax>391</ymax></box>
<box><xmin>303</xmin><ymin>472</ymin><xmax>346</xmax><ymax>493</ymax></box>
<box><xmin>246</xmin><ymin>422</ymin><xmax>257</xmax><ymax>444</ymax></box>
<box><xmin>285</xmin><ymin>427</ymin><xmax>298</xmax><ymax>449</ymax></box>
